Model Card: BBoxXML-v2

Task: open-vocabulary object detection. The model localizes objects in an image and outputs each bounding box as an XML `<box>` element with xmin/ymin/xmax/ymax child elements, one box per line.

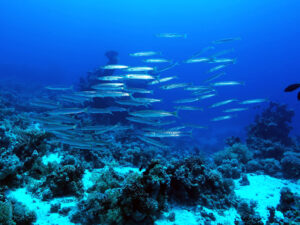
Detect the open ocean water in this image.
<box><xmin>0</xmin><ymin>1</ymin><xmax>299</xmax><ymax>225</ymax></box>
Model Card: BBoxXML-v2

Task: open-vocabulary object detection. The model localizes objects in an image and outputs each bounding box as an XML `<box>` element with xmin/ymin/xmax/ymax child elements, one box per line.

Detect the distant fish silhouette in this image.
<box><xmin>284</xmin><ymin>83</ymin><xmax>300</xmax><ymax>101</ymax></box>
<box><xmin>284</xmin><ymin>83</ymin><xmax>300</xmax><ymax>92</ymax></box>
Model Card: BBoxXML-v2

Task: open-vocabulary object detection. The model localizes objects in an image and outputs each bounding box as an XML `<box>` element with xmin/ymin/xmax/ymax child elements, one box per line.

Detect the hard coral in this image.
<box><xmin>0</xmin><ymin>201</ymin><xmax>15</xmax><ymax>225</ymax></box>
<box><xmin>281</xmin><ymin>151</ymin><xmax>300</xmax><ymax>179</ymax></box>
<box><xmin>41</xmin><ymin>162</ymin><xmax>84</xmax><ymax>199</ymax></box>
<box><xmin>247</xmin><ymin>102</ymin><xmax>294</xmax><ymax>147</ymax></box>
<box><xmin>120</xmin><ymin>160</ymin><xmax>170</xmax><ymax>224</ymax></box>
<box><xmin>12</xmin><ymin>202</ymin><xmax>37</xmax><ymax>225</ymax></box>
<box><xmin>72</xmin><ymin>160</ymin><xmax>169</xmax><ymax>225</ymax></box>
<box><xmin>167</xmin><ymin>157</ymin><xmax>235</xmax><ymax>208</ymax></box>
<box><xmin>0</xmin><ymin>149</ymin><xmax>22</xmax><ymax>181</ymax></box>
<box><xmin>236</xmin><ymin>200</ymin><xmax>263</xmax><ymax>225</ymax></box>
<box><xmin>213</xmin><ymin>144</ymin><xmax>253</xmax><ymax>179</ymax></box>
<box><xmin>277</xmin><ymin>187</ymin><xmax>300</xmax><ymax>223</ymax></box>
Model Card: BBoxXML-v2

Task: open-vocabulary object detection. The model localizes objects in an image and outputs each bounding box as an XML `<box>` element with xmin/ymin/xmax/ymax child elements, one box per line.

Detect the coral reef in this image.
<box><xmin>245</xmin><ymin>103</ymin><xmax>299</xmax><ymax>179</ymax></box>
<box><xmin>0</xmin><ymin>121</ymin><xmax>50</xmax><ymax>188</ymax></box>
<box><xmin>213</xmin><ymin>143</ymin><xmax>253</xmax><ymax>179</ymax></box>
<box><xmin>281</xmin><ymin>151</ymin><xmax>300</xmax><ymax>179</ymax></box>
<box><xmin>39</xmin><ymin>156</ymin><xmax>85</xmax><ymax>199</ymax></box>
<box><xmin>215</xmin><ymin>102</ymin><xmax>299</xmax><ymax>180</ymax></box>
<box><xmin>276</xmin><ymin>187</ymin><xmax>300</xmax><ymax>223</ymax></box>
<box><xmin>235</xmin><ymin>200</ymin><xmax>263</xmax><ymax>225</ymax></box>
<box><xmin>11</xmin><ymin>202</ymin><xmax>37</xmax><ymax>225</ymax></box>
<box><xmin>0</xmin><ymin>201</ymin><xmax>36</xmax><ymax>225</ymax></box>
<box><xmin>167</xmin><ymin>157</ymin><xmax>235</xmax><ymax>208</ymax></box>
<box><xmin>0</xmin><ymin>201</ymin><xmax>15</xmax><ymax>225</ymax></box>
<box><xmin>72</xmin><ymin>160</ymin><xmax>169</xmax><ymax>225</ymax></box>
<box><xmin>246</xmin><ymin>102</ymin><xmax>294</xmax><ymax>147</ymax></box>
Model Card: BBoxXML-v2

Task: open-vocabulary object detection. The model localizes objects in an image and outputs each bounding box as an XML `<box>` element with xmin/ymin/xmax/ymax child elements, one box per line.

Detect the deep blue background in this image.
<box><xmin>0</xmin><ymin>0</ymin><xmax>299</xmax><ymax>149</ymax></box>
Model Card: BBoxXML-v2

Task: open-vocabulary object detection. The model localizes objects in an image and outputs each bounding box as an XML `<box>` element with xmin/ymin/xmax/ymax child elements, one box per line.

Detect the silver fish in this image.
<box><xmin>126</xmin><ymin>67</ymin><xmax>154</xmax><ymax>72</ymax></box>
<box><xmin>86</xmin><ymin>108</ymin><xmax>113</xmax><ymax>114</ymax></box>
<box><xmin>125</xmin><ymin>74</ymin><xmax>155</xmax><ymax>80</ymax></box>
<box><xmin>210</xmin><ymin>99</ymin><xmax>237</xmax><ymax>108</ymax></box>
<box><xmin>211</xmin><ymin>115</ymin><xmax>233</xmax><ymax>121</ymax></box>
<box><xmin>209</xmin><ymin>58</ymin><xmax>236</xmax><ymax>64</ymax></box>
<box><xmin>203</xmin><ymin>72</ymin><xmax>226</xmax><ymax>83</ymax></box>
<box><xmin>148</xmin><ymin>76</ymin><xmax>177</xmax><ymax>85</ymax></box>
<box><xmin>208</xmin><ymin>64</ymin><xmax>227</xmax><ymax>73</ymax></box>
<box><xmin>223</xmin><ymin>107</ymin><xmax>248</xmax><ymax>113</ymax></box>
<box><xmin>174</xmin><ymin>106</ymin><xmax>203</xmax><ymax>111</ymax></box>
<box><xmin>45</xmin><ymin>86</ymin><xmax>73</xmax><ymax>91</ymax></box>
<box><xmin>198</xmin><ymin>93</ymin><xmax>216</xmax><ymax>99</ymax></box>
<box><xmin>212</xmin><ymin>37</ymin><xmax>241</xmax><ymax>44</ymax></box>
<box><xmin>143</xmin><ymin>130</ymin><xmax>183</xmax><ymax>138</ymax></box>
<box><xmin>115</xmin><ymin>99</ymin><xmax>147</xmax><ymax>106</ymax></box>
<box><xmin>211</xmin><ymin>81</ymin><xmax>244</xmax><ymax>86</ymax></box>
<box><xmin>185</xmin><ymin>57</ymin><xmax>211</xmax><ymax>63</ymax></box>
<box><xmin>156</xmin><ymin>33</ymin><xmax>187</xmax><ymax>38</ymax></box>
<box><xmin>143</xmin><ymin>58</ymin><xmax>171</xmax><ymax>63</ymax></box>
<box><xmin>125</xmin><ymin>87</ymin><xmax>153</xmax><ymax>94</ymax></box>
<box><xmin>160</xmin><ymin>83</ymin><xmax>190</xmax><ymax>90</ymax></box>
<box><xmin>129</xmin><ymin>51</ymin><xmax>160</xmax><ymax>57</ymax></box>
<box><xmin>129</xmin><ymin>110</ymin><xmax>178</xmax><ymax>118</ymax></box>
<box><xmin>102</xmin><ymin>64</ymin><xmax>129</xmax><ymax>70</ymax></box>
<box><xmin>131</xmin><ymin>97</ymin><xmax>161</xmax><ymax>104</ymax></box>
<box><xmin>98</xmin><ymin>76</ymin><xmax>124</xmax><ymax>81</ymax></box>
<box><xmin>184</xmin><ymin>86</ymin><xmax>212</xmax><ymax>91</ymax></box>
<box><xmin>173</xmin><ymin>97</ymin><xmax>200</xmax><ymax>104</ymax></box>
<box><xmin>47</xmin><ymin>108</ymin><xmax>86</xmax><ymax>115</ymax></box>
<box><xmin>239</xmin><ymin>99</ymin><xmax>268</xmax><ymax>104</ymax></box>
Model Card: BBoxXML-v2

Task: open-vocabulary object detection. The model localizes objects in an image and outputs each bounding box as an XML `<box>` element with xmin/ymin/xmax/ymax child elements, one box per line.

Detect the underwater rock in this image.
<box><xmin>239</xmin><ymin>174</ymin><xmax>250</xmax><ymax>186</ymax></box>
<box><xmin>50</xmin><ymin>203</ymin><xmax>61</xmax><ymax>213</ymax></box>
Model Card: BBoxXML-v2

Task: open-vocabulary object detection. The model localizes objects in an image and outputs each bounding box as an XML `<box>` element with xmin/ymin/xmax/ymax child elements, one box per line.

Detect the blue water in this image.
<box><xmin>0</xmin><ymin>0</ymin><xmax>299</xmax><ymax>149</ymax></box>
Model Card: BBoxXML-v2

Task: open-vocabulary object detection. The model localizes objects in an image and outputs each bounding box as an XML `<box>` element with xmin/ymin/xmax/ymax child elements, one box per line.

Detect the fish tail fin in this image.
<box><xmin>187</xmin><ymin>129</ymin><xmax>193</xmax><ymax>137</ymax></box>
<box><xmin>130</xmin><ymin>94</ymin><xmax>136</xmax><ymax>101</ymax></box>
<box><xmin>173</xmin><ymin>110</ymin><xmax>180</xmax><ymax>118</ymax></box>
